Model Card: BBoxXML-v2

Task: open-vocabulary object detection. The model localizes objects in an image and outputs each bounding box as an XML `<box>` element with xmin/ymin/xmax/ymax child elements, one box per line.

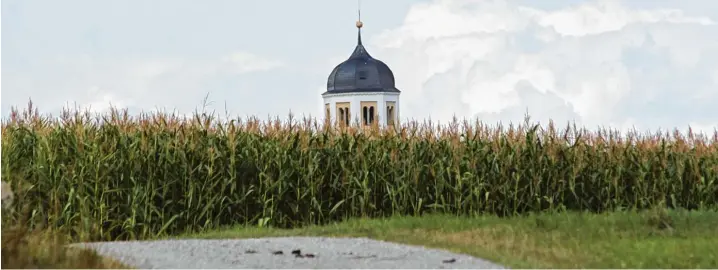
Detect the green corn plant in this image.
<box><xmin>2</xmin><ymin>100</ymin><xmax>717</xmax><ymax>242</ymax></box>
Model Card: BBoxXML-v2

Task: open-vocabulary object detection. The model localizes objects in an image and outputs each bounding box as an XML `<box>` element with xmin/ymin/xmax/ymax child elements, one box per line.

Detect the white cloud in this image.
<box><xmin>537</xmin><ymin>0</ymin><xmax>715</xmax><ymax>37</ymax></box>
<box><xmin>369</xmin><ymin>0</ymin><xmax>718</xmax><ymax>134</ymax></box>
<box><xmin>3</xmin><ymin>51</ymin><xmax>286</xmax><ymax>117</ymax></box>
<box><xmin>79</xmin><ymin>86</ymin><xmax>133</xmax><ymax>114</ymax></box>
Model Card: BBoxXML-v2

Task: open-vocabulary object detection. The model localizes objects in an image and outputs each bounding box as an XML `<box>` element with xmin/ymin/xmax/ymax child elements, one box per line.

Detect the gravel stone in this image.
<box><xmin>74</xmin><ymin>237</ymin><xmax>506</xmax><ymax>269</ymax></box>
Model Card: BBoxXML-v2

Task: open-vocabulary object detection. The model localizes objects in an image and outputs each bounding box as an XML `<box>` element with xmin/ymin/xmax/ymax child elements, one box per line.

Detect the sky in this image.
<box><xmin>2</xmin><ymin>0</ymin><xmax>717</xmax><ymax>134</ymax></box>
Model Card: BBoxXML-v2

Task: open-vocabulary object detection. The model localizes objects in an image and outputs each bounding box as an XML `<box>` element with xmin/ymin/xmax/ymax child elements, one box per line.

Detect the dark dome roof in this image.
<box><xmin>325</xmin><ymin>27</ymin><xmax>400</xmax><ymax>94</ymax></box>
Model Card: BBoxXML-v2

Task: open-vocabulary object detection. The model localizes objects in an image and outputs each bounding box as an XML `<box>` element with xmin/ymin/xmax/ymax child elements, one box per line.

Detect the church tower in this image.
<box><xmin>322</xmin><ymin>15</ymin><xmax>400</xmax><ymax>128</ymax></box>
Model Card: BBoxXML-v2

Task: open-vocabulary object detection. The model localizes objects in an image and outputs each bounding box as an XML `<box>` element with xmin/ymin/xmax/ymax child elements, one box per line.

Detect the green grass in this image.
<box><xmin>174</xmin><ymin>209</ymin><xmax>718</xmax><ymax>269</ymax></box>
<box><xmin>1</xmin><ymin>225</ymin><xmax>130</xmax><ymax>269</ymax></box>
<box><xmin>3</xmin><ymin>209</ymin><xmax>716</xmax><ymax>269</ymax></box>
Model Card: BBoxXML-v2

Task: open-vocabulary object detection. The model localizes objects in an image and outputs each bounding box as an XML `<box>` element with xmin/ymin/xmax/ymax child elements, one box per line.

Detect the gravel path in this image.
<box><xmin>74</xmin><ymin>237</ymin><xmax>506</xmax><ymax>269</ymax></box>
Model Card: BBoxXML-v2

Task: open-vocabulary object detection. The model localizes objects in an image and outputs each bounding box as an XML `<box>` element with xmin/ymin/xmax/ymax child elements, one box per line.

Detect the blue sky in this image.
<box><xmin>2</xmin><ymin>0</ymin><xmax>717</xmax><ymax>134</ymax></box>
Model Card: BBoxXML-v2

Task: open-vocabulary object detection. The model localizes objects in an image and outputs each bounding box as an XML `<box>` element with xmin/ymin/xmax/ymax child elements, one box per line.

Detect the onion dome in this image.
<box><xmin>325</xmin><ymin>20</ymin><xmax>400</xmax><ymax>94</ymax></box>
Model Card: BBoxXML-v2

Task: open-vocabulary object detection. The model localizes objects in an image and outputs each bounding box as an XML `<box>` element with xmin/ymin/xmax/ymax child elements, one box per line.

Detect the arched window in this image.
<box><xmin>339</xmin><ymin>108</ymin><xmax>345</xmax><ymax>125</ymax></box>
<box><xmin>363</xmin><ymin>106</ymin><xmax>369</xmax><ymax>126</ymax></box>
<box><xmin>386</xmin><ymin>106</ymin><xmax>394</xmax><ymax>125</ymax></box>
<box><xmin>345</xmin><ymin>109</ymin><xmax>350</xmax><ymax>125</ymax></box>
<box><xmin>336</xmin><ymin>102</ymin><xmax>351</xmax><ymax>126</ymax></box>
<box><xmin>369</xmin><ymin>106</ymin><xmax>375</xmax><ymax>124</ymax></box>
<box><xmin>386</xmin><ymin>101</ymin><xmax>396</xmax><ymax>126</ymax></box>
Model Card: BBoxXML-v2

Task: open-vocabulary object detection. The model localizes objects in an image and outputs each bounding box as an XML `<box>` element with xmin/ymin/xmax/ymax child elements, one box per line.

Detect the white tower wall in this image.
<box><xmin>322</xmin><ymin>92</ymin><xmax>400</xmax><ymax>128</ymax></box>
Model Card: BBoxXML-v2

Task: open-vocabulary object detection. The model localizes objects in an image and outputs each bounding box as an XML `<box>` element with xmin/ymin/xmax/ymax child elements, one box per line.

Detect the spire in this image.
<box><xmin>350</xmin><ymin>0</ymin><xmax>370</xmax><ymax>59</ymax></box>
<box><xmin>356</xmin><ymin>0</ymin><xmax>363</xmax><ymax>46</ymax></box>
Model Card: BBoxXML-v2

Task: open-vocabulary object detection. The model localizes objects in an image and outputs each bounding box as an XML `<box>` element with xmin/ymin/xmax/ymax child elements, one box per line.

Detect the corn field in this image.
<box><xmin>2</xmin><ymin>103</ymin><xmax>717</xmax><ymax>241</ymax></box>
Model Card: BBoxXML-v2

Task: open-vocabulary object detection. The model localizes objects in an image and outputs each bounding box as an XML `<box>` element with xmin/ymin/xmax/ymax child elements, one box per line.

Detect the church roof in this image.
<box><xmin>324</xmin><ymin>22</ymin><xmax>400</xmax><ymax>95</ymax></box>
